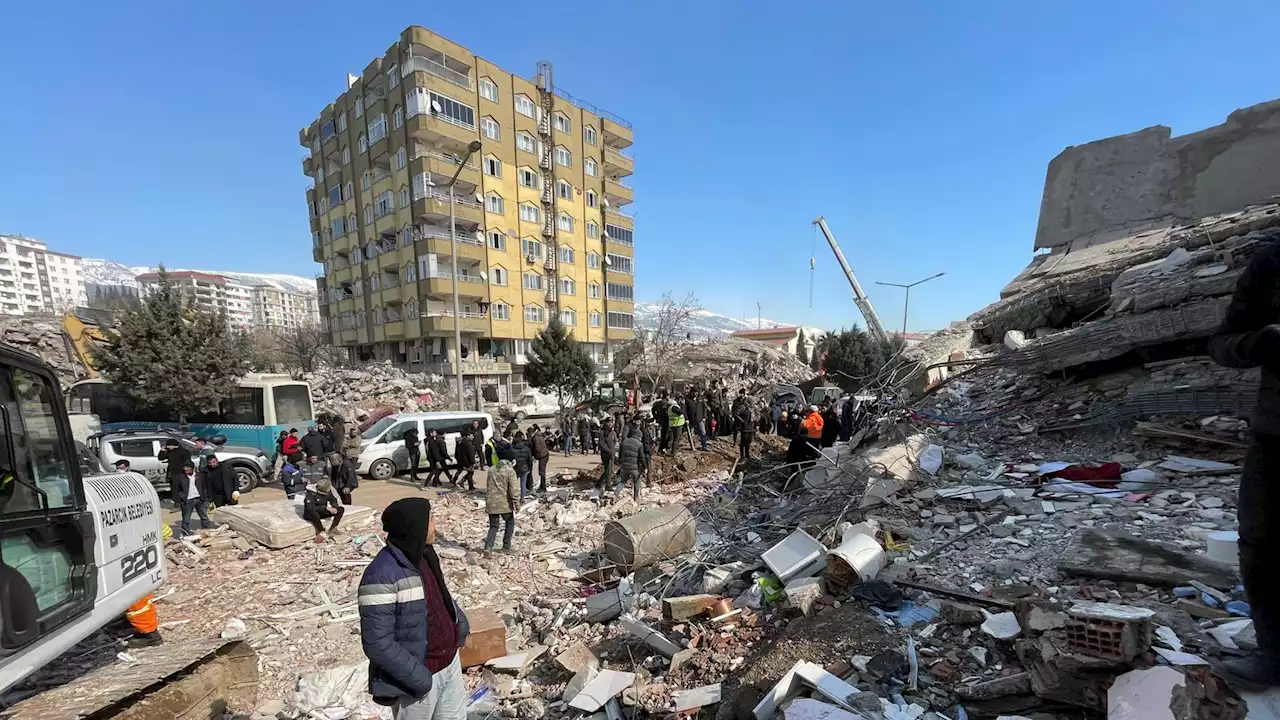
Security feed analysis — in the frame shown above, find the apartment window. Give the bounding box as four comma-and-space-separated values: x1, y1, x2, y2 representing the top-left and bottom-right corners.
560, 309, 576, 325
587, 221, 600, 239
331, 217, 346, 237
587, 252, 601, 269
524, 305, 545, 323
515, 94, 535, 117
523, 238, 543, 258
483, 155, 502, 177
523, 272, 544, 291
398, 187, 408, 208
606, 224, 634, 246
517, 132, 537, 153
355, 96, 363, 118
520, 204, 540, 223
328, 185, 342, 207
589, 311, 601, 327
557, 180, 573, 200
358, 133, 367, 153
393, 106, 403, 129
376, 190, 394, 218
364, 204, 374, 225
488, 230, 506, 251
370, 275, 382, 292
342, 147, 351, 165
557, 213, 574, 232
349, 214, 357, 231
518, 168, 539, 189
338, 113, 348, 132
588, 282, 601, 299
345, 181, 354, 200
560, 278, 575, 295
490, 267, 507, 286
482, 117, 499, 141
485, 193, 504, 214
606, 253, 633, 274
388, 66, 399, 88
607, 282, 634, 301
559, 246, 575, 264
396, 147, 407, 169
404, 260, 417, 282
584, 125, 598, 145
362, 172, 372, 191
554, 113, 570, 133
555, 146, 571, 167
480, 78, 499, 102
585, 158, 597, 177
487, 302, 508, 321
368, 113, 388, 144
431, 91, 475, 128
586, 190, 598, 208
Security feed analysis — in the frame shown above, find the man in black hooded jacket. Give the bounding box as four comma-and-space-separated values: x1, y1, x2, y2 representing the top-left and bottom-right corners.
1208, 240, 1280, 688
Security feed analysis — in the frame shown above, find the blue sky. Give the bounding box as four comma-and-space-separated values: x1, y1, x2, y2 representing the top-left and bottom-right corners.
1, 1, 1276, 333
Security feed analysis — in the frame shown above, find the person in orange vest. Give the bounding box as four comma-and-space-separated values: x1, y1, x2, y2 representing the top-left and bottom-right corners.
801, 405, 824, 441
125, 593, 163, 647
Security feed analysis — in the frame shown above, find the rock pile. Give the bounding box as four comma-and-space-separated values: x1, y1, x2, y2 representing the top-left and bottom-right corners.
0, 316, 86, 385
620, 337, 816, 397
304, 362, 453, 421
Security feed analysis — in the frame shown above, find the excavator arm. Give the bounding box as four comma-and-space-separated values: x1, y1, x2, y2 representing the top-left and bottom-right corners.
812, 217, 889, 343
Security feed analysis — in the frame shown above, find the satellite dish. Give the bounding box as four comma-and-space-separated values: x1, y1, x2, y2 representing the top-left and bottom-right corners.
475, 192, 484, 203
474, 230, 484, 242
430, 100, 443, 113
479, 271, 488, 281
603, 256, 613, 266
425, 176, 436, 187
602, 197, 610, 207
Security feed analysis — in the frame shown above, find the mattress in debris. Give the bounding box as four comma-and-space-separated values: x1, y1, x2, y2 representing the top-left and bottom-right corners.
212, 499, 375, 549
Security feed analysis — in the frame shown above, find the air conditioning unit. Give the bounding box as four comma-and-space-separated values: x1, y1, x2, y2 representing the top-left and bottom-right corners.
526, 254, 537, 264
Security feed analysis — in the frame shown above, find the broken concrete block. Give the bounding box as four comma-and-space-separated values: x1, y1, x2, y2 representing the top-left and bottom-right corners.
567, 669, 636, 713
784, 576, 824, 616
585, 587, 634, 624
702, 561, 747, 594
1058, 528, 1238, 588
672, 683, 721, 713
486, 645, 547, 676
1064, 601, 1153, 662
669, 648, 698, 673
953, 453, 988, 470
619, 617, 682, 658
954, 672, 1033, 701
662, 594, 720, 620
939, 601, 986, 626
555, 642, 599, 675
459, 607, 507, 668
980, 611, 1022, 640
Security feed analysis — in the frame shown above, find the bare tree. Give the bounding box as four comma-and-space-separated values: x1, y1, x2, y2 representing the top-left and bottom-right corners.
636, 292, 700, 389
272, 324, 334, 377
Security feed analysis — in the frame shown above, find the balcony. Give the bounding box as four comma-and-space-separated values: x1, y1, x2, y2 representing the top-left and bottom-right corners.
604, 147, 633, 177
604, 206, 634, 223
414, 227, 487, 261
420, 272, 489, 300
602, 116, 634, 149
411, 188, 484, 226
604, 178, 633, 206
409, 149, 480, 186
405, 111, 477, 153
423, 311, 489, 334
402, 54, 473, 91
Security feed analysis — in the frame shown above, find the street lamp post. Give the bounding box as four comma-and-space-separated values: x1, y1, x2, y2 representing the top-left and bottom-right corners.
446, 140, 483, 411
874, 272, 945, 337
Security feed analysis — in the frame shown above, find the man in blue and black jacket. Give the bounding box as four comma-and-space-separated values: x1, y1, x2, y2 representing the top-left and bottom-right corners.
359, 497, 471, 718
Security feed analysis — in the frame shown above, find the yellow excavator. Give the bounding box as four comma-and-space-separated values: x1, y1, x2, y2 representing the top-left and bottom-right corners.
60, 309, 113, 379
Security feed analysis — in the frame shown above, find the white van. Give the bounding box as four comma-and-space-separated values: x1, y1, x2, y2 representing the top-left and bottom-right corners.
356, 411, 495, 480
500, 390, 561, 421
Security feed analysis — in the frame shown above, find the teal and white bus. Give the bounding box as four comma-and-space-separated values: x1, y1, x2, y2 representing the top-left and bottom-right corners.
66, 374, 315, 457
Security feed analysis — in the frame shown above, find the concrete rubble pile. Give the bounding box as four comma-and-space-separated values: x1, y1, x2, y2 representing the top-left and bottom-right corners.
304, 361, 453, 421
622, 336, 817, 397
0, 315, 86, 385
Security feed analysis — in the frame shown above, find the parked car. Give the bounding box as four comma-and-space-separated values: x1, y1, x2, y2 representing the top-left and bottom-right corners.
356, 411, 495, 481
500, 391, 561, 421
92, 429, 272, 493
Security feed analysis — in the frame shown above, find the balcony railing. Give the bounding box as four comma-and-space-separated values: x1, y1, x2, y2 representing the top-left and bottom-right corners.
412, 187, 482, 208
606, 147, 634, 163
411, 147, 478, 170
607, 178, 633, 190
415, 227, 483, 246
550, 86, 632, 130
402, 56, 473, 90
427, 310, 486, 319
605, 207, 634, 220
430, 271, 484, 284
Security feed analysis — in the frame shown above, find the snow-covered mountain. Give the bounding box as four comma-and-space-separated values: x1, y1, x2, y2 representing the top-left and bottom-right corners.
81, 259, 141, 288
126, 266, 317, 295
632, 302, 825, 340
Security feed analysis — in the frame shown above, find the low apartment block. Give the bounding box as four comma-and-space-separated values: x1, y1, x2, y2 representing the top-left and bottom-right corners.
137, 272, 319, 331
0, 235, 87, 316
302, 25, 636, 401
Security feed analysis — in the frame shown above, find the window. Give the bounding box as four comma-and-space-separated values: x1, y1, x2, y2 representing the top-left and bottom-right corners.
431, 91, 475, 127
2, 367, 79, 515
331, 217, 346, 237
485, 193, 504, 214
524, 305, 545, 323
588, 252, 601, 269
338, 113, 348, 132
358, 133, 367, 153
393, 106, 403, 129
342, 147, 351, 165
368, 113, 388, 144
349, 214, 357, 231
587, 222, 600, 239
389, 67, 399, 88
492, 302, 509, 320
607, 311, 634, 329
523, 272, 544, 290
355, 96, 364, 118
520, 204, 540, 223
607, 282, 634, 301
517, 132, 537, 153
590, 311, 601, 327
400, 188, 410, 208
554, 113, 570, 133
322, 119, 337, 141
515, 94, 535, 117
518, 167, 538, 188
480, 78, 499, 102
483, 155, 502, 177
558, 213, 574, 232
585, 158, 597, 177
557, 180, 573, 200
555, 146, 571, 167
488, 230, 506, 250
362, 171, 372, 191
405, 261, 417, 282
316, 166, 325, 184
560, 278, 575, 295
396, 147, 407, 169
328, 185, 342, 206
606, 224, 634, 246
559, 246, 575, 264
491, 267, 507, 286
588, 282, 601, 299
586, 190, 598, 208
523, 238, 543, 258
375, 190, 394, 218
345, 181, 354, 200
606, 253, 633, 274
364, 204, 374, 225
560, 309, 576, 325
482, 117, 500, 141
584, 125, 597, 145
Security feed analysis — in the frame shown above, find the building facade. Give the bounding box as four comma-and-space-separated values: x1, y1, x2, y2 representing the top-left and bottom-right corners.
253, 286, 320, 329
137, 271, 232, 317
0, 236, 87, 316
302, 26, 635, 400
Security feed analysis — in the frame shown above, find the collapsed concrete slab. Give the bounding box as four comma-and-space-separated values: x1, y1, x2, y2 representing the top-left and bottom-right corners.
212, 500, 375, 549
1057, 528, 1238, 589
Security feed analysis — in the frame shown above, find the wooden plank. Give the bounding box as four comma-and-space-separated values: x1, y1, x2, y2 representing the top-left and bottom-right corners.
662, 594, 721, 620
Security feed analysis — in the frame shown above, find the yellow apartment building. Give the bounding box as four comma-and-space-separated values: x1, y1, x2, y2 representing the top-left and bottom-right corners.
301, 26, 635, 402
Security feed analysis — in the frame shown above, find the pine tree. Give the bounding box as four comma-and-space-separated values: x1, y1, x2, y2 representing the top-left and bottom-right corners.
91, 268, 250, 422
795, 328, 810, 365
821, 328, 898, 394
524, 316, 596, 408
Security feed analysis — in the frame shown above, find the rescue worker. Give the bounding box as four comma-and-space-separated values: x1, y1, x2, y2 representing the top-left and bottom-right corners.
530, 424, 550, 494
667, 399, 687, 457
484, 443, 519, 552
616, 426, 644, 501
424, 428, 450, 489
404, 425, 422, 484
202, 455, 238, 508
125, 593, 163, 647
303, 475, 345, 544
1207, 240, 1280, 688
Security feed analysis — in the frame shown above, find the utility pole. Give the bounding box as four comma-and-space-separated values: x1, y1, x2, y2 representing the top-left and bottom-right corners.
756, 303, 761, 330
874, 272, 944, 337
447, 140, 484, 411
